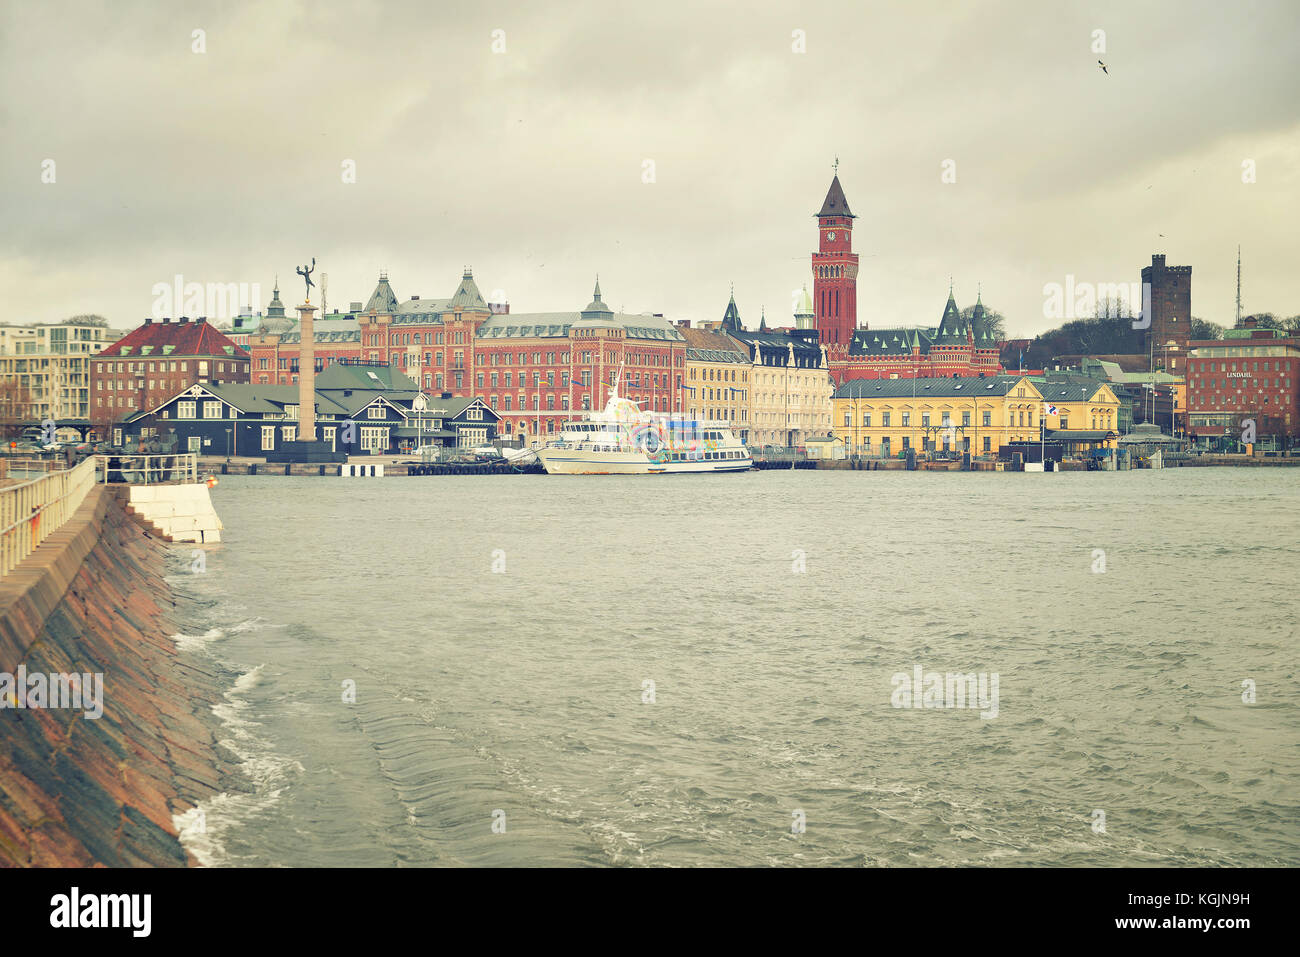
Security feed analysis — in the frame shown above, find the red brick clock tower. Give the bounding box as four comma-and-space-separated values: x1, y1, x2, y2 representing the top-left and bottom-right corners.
813, 172, 858, 350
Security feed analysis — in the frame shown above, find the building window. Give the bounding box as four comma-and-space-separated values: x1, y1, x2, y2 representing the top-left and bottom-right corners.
983, 436, 991, 452
983, 411, 991, 427
367, 404, 385, 419
261, 426, 275, 450
282, 425, 297, 442
882, 412, 891, 427
203, 400, 221, 419
178, 400, 196, 419
360, 426, 389, 452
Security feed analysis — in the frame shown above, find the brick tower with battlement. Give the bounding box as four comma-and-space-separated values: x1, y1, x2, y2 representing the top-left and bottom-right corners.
1141, 254, 1192, 374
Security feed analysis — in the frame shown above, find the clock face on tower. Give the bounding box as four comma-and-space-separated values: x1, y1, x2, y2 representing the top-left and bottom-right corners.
827, 232, 835, 241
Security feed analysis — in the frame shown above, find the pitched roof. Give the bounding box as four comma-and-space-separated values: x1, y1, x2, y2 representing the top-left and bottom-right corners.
315, 363, 419, 391
364, 274, 399, 314
1034, 377, 1114, 403
817, 174, 854, 218
476, 309, 684, 341
580, 278, 613, 318
679, 326, 749, 363
933, 291, 968, 343
721, 293, 742, 332
835, 375, 1035, 400
186, 383, 353, 417
95, 318, 248, 360
448, 268, 488, 312
850, 327, 932, 356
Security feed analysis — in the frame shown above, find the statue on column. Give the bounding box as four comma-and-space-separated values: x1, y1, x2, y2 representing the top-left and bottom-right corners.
295, 257, 316, 302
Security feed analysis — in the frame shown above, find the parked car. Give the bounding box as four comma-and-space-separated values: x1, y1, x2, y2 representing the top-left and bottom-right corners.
471, 446, 503, 460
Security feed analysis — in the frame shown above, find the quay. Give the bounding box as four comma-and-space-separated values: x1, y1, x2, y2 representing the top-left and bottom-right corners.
170, 450, 1300, 477
0, 454, 228, 866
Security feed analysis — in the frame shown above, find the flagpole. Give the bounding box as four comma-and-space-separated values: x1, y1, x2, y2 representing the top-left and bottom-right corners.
1041, 401, 1046, 470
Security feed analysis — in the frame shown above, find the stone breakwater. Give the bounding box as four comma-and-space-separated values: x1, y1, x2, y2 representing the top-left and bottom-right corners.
0, 485, 228, 866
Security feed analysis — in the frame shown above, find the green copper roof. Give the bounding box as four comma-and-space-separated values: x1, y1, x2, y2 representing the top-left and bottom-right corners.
448, 268, 488, 312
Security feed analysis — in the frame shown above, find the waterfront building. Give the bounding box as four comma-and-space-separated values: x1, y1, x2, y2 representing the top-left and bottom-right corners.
1034, 379, 1121, 450
88, 317, 249, 437
0, 318, 119, 431
678, 324, 750, 430
1185, 319, 1300, 451
840, 288, 1003, 384
806, 172, 1004, 385
833, 375, 1048, 457
249, 270, 688, 447
718, 293, 833, 447
121, 361, 498, 456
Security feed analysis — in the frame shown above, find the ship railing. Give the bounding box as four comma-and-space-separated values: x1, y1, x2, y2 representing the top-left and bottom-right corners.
0, 456, 98, 578
94, 452, 200, 486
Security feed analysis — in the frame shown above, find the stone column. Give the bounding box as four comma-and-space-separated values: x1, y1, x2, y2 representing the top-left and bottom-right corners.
297, 302, 316, 442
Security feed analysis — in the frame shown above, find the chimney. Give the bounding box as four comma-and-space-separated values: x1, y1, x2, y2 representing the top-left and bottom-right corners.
676, 319, 691, 328
196, 317, 207, 324
144, 317, 153, 324
1152, 254, 1166, 267
162, 317, 171, 323
179, 317, 190, 324
411, 295, 420, 301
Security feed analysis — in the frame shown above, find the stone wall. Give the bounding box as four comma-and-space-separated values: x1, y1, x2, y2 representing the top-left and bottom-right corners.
0, 486, 226, 866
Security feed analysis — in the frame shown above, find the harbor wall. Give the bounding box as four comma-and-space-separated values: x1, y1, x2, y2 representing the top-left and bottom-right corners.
0, 485, 225, 866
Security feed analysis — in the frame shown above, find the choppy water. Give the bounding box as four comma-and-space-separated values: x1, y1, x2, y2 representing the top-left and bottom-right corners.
168, 468, 1300, 866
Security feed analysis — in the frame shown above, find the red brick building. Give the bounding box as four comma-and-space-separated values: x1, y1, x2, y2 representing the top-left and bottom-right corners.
1186, 320, 1300, 450
811, 173, 1004, 385
245, 270, 688, 446
90, 316, 249, 425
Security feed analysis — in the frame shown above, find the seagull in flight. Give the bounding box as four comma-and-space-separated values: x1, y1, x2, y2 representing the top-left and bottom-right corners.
1098, 60, 1108, 75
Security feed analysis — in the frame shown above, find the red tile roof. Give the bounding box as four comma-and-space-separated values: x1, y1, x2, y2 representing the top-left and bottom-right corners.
94, 318, 249, 360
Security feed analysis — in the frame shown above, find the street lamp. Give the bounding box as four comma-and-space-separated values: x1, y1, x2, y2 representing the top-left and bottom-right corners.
225, 427, 232, 462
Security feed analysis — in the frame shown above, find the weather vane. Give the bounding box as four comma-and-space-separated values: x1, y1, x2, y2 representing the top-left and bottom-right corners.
296, 257, 316, 303
833, 156, 839, 175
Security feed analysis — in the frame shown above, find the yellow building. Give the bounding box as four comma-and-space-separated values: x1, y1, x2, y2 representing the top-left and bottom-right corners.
678, 325, 750, 427
833, 375, 1046, 457
694, 293, 835, 447
833, 375, 1120, 458
1037, 381, 1121, 449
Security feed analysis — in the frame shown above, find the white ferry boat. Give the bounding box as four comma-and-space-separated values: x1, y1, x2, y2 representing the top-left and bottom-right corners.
536, 374, 752, 475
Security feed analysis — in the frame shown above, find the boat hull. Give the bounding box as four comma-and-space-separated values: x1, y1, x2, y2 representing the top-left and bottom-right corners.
536, 448, 751, 475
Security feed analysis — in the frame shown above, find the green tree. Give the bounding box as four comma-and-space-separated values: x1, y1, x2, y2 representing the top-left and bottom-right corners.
960, 305, 1006, 342
1190, 317, 1225, 340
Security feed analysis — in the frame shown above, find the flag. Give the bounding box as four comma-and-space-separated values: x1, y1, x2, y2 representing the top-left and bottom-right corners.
1045, 404, 1058, 416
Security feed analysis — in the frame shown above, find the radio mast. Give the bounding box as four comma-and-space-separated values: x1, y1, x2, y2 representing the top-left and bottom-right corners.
1235, 246, 1241, 326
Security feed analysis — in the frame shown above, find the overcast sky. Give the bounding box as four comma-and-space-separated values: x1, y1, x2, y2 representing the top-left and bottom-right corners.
2, 0, 1296, 337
